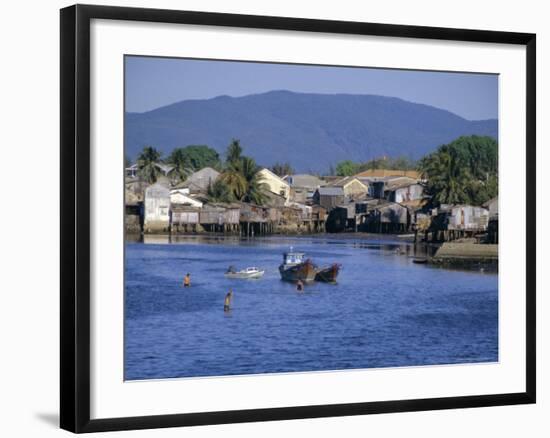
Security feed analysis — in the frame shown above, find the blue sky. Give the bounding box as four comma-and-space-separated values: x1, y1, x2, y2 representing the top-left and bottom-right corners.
125, 56, 498, 121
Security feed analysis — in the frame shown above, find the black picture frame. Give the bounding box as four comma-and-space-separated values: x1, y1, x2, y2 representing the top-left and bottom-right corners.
60, 4, 536, 433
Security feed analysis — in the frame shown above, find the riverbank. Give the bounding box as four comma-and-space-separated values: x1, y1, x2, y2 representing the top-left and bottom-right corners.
431, 242, 498, 271
128, 230, 418, 242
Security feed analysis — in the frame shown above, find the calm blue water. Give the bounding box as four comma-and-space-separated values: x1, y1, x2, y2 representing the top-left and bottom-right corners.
124, 236, 498, 380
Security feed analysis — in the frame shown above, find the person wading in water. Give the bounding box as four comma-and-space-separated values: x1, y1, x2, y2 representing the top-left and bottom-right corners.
224, 290, 233, 312
296, 280, 304, 292
183, 273, 191, 288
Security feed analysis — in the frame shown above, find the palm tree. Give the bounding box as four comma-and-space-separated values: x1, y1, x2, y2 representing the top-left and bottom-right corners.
167, 148, 193, 184
207, 179, 234, 203
420, 149, 469, 205
137, 146, 162, 184
240, 157, 269, 205
219, 170, 247, 200
271, 162, 293, 177
226, 139, 243, 165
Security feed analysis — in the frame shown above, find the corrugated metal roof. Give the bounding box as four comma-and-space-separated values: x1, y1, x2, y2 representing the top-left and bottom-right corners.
318, 187, 344, 196
285, 174, 324, 188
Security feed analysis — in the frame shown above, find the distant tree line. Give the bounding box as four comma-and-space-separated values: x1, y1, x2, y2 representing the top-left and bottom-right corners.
334, 156, 417, 177
134, 144, 221, 185
331, 135, 498, 207
133, 134, 498, 208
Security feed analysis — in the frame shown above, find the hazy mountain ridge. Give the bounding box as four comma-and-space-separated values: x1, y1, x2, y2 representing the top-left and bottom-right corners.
125, 90, 498, 172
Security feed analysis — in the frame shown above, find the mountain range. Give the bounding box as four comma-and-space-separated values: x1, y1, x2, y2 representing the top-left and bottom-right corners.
125, 90, 498, 173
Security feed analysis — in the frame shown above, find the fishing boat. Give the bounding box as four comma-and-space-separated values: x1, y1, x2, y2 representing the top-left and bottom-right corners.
314, 263, 341, 283
225, 266, 265, 279
278, 249, 317, 282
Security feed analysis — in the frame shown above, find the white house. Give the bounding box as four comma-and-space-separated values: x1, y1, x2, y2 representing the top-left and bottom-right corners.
144, 183, 171, 232
169, 189, 203, 208
257, 168, 291, 201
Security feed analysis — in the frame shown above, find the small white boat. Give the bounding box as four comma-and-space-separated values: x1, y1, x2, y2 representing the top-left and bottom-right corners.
225, 266, 265, 279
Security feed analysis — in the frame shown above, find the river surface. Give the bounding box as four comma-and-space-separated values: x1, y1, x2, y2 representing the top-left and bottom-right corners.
124, 235, 498, 380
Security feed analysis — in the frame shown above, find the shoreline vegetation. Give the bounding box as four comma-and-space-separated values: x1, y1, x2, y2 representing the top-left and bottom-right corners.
125, 135, 499, 267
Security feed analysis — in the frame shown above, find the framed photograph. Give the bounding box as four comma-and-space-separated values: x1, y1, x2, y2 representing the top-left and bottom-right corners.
60, 4, 536, 433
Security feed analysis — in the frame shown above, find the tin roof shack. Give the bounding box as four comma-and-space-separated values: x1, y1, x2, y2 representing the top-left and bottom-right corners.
284, 174, 324, 204
363, 201, 410, 234
144, 183, 171, 233
326, 203, 355, 233
239, 202, 278, 236
198, 203, 241, 233
426, 204, 489, 242
371, 176, 421, 200
483, 197, 499, 244
257, 168, 291, 202
447, 205, 489, 231
278, 202, 318, 234
171, 205, 201, 233
314, 186, 345, 211
175, 167, 220, 194
387, 180, 424, 204
313, 177, 369, 212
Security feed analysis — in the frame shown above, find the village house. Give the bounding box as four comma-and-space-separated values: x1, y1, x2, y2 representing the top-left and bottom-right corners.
325, 198, 406, 233
239, 202, 279, 236
313, 177, 369, 211
483, 197, 498, 244
169, 188, 203, 208
143, 183, 171, 233
483, 197, 498, 217
171, 205, 200, 233
425, 204, 490, 242
175, 167, 220, 194
199, 203, 241, 233
371, 176, 424, 202
315, 186, 345, 211
364, 201, 410, 233
284, 174, 324, 204
257, 168, 291, 201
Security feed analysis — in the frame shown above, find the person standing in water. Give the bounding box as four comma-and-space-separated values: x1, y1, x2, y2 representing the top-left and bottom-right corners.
224, 290, 233, 312
296, 280, 304, 292
183, 273, 191, 288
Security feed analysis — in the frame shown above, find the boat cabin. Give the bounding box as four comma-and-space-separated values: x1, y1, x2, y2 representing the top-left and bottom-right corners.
283, 251, 306, 266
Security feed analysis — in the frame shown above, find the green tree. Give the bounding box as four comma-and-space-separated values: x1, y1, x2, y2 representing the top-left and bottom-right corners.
335, 160, 359, 176
168, 145, 220, 171
167, 145, 220, 183
419, 135, 498, 206
137, 146, 162, 184
207, 179, 234, 203
271, 162, 294, 177
225, 139, 243, 166
221, 141, 270, 205
219, 170, 247, 200
241, 157, 269, 205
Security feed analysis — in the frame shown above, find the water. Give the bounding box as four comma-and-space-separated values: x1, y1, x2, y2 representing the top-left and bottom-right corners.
124, 235, 498, 380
